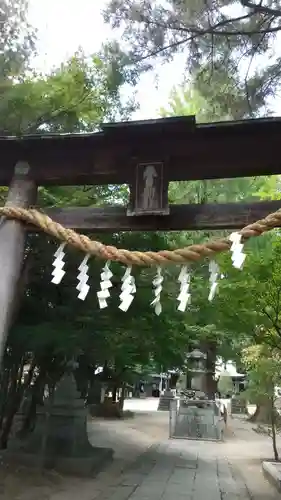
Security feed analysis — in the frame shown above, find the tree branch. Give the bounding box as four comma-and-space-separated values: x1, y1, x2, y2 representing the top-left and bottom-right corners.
140, 10, 279, 37
252, 327, 281, 351
243, 16, 272, 114
131, 12, 281, 65
262, 307, 281, 338
23, 87, 94, 134
240, 0, 281, 17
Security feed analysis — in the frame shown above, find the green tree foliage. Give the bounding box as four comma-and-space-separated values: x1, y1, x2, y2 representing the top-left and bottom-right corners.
1, 51, 136, 135
217, 373, 234, 397
242, 344, 281, 459
160, 84, 270, 205
160, 86, 211, 121
0, 0, 36, 146
104, 0, 281, 115
160, 82, 248, 123
0, 0, 36, 79
216, 234, 281, 351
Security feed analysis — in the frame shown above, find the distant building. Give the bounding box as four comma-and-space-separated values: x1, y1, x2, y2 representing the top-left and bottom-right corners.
215, 358, 246, 393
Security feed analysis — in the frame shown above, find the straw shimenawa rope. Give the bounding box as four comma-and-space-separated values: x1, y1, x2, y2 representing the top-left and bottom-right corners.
0, 205, 281, 266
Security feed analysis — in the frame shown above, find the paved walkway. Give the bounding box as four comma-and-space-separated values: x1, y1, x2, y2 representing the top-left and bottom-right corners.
96, 441, 249, 500
47, 438, 279, 500
5, 400, 281, 500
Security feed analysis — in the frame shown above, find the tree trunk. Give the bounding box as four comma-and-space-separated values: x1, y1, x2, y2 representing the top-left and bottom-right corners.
270, 397, 279, 461
19, 366, 47, 436
87, 376, 100, 405
170, 373, 179, 389
0, 367, 11, 430
202, 340, 217, 398
249, 399, 272, 423
0, 357, 25, 449
23, 361, 36, 392
19, 391, 37, 436
0, 400, 19, 449
112, 385, 117, 403
119, 383, 126, 411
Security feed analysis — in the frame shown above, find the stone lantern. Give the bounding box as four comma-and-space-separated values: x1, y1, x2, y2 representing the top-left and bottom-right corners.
186, 349, 207, 393
6, 360, 113, 475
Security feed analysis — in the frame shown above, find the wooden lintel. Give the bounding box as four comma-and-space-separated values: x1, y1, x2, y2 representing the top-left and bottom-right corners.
29, 200, 281, 233
1, 117, 281, 186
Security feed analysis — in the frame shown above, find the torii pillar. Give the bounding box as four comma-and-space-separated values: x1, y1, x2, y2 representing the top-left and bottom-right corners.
0, 161, 37, 366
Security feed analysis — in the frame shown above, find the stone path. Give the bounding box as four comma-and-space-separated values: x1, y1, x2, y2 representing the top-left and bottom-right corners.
96, 442, 239, 500
89, 439, 279, 500
2, 401, 281, 499
44, 417, 281, 500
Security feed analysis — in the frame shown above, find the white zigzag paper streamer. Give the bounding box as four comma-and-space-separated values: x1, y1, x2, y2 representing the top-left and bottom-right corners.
76, 254, 90, 300
51, 243, 66, 285
229, 232, 246, 269
177, 266, 191, 312
97, 261, 113, 309
151, 267, 163, 316
208, 260, 220, 301
119, 267, 136, 312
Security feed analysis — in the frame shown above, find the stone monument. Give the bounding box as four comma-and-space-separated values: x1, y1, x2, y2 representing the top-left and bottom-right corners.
5, 364, 113, 476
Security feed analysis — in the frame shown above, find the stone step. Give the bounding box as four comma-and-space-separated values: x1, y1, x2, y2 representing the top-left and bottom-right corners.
157, 397, 174, 411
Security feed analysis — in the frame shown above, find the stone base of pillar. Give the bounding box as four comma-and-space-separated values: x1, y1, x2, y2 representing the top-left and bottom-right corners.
2, 446, 113, 477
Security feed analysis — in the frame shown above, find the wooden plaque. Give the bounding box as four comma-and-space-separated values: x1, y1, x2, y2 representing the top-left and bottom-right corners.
127, 161, 169, 216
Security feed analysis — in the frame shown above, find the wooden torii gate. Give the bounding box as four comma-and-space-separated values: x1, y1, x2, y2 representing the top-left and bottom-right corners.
0, 115, 281, 364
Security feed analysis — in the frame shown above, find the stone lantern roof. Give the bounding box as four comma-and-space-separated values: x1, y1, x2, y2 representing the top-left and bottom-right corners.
186, 349, 207, 360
